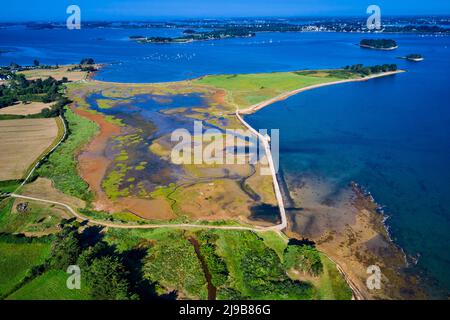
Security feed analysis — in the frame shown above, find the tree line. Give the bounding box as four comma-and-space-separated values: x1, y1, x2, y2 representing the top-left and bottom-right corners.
0, 73, 69, 111
344, 63, 398, 76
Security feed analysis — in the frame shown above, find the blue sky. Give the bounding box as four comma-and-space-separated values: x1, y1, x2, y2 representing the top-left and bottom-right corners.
1, 0, 449, 21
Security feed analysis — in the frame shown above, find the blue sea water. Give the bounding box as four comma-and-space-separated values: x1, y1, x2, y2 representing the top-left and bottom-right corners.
1, 26, 449, 293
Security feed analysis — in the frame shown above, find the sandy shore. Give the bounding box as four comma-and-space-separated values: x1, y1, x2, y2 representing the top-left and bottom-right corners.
239, 70, 405, 115
284, 176, 426, 300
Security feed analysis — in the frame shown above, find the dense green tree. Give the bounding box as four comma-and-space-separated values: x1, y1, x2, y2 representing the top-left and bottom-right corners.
360, 39, 397, 49
200, 243, 228, 287
84, 256, 136, 300
80, 58, 95, 65
50, 226, 82, 270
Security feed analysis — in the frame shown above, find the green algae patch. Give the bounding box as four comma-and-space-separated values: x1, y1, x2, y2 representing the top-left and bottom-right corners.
149, 141, 171, 158
135, 161, 147, 171
97, 99, 118, 109
102, 163, 131, 200
114, 150, 129, 162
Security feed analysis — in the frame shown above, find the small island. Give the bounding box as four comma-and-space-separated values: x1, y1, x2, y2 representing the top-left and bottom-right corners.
400, 54, 424, 62
130, 29, 255, 44
360, 39, 398, 50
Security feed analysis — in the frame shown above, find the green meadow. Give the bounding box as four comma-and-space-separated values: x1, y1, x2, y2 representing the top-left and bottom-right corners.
195, 70, 358, 108
6, 270, 91, 300
0, 240, 51, 297
37, 106, 98, 201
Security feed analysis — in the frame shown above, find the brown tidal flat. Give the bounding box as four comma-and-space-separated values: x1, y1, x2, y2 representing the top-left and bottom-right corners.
70, 86, 276, 223
74, 105, 177, 220
285, 176, 426, 300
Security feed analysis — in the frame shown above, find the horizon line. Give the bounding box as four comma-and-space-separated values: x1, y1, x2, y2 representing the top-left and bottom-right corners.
2, 13, 450, 23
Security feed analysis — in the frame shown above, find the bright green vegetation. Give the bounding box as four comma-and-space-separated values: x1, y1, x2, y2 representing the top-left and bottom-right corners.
214, 230, 313, 300
0, 222, 138, 300
0, 236, 51, 297
37, 106, 98, 201
99, 226, 352, 301
143, 231, 208, 299
96, 98, 132, 110
6, 270, 91, 300
78, 208, 147, 224
0, 218, 352, 300
404, 54, 424, 61
0, 198, 64, 234
360, 38, 398, 49
0, 198, 15, 229
102, 163, 131, 200
314, 254, 353, 300
284, 245, 324, 277
0, 180, 21, 193
197, 232, 229, 287
259, 231, 288, 261
0, 70, 69, 109
195, 70, 358, 108
68, 58, 98, 72
101, 134, 146, 200
105, 227, 176, 251
48, 223, 138, 300
1, 67, 362, 301
343, 64, 398, 77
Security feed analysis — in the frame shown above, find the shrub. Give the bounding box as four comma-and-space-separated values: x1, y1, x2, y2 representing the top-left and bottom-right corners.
284, 245, 324, 277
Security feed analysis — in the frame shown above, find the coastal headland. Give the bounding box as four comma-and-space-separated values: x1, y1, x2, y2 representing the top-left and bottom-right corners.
0, 63, 425, 300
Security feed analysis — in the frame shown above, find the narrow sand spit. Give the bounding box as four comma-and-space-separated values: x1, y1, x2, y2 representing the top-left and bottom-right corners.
239, 70, 405, 114
73, 106, 121, 212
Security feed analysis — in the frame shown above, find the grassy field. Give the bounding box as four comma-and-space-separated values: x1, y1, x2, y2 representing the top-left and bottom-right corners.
37, 106, 98, 201
105, 228, 208, 299
315, 254, 353, 300
195, 70, 358, 108
0, 180, 21, 193
0, 118, 60, 181
0, 196, 69, 235
6, 270, 91, 300
144, 234, 208, 299
0, 101, 53, 116
214, 230, 314, 300
0, 240, 51, 297
18, 65, 88, 82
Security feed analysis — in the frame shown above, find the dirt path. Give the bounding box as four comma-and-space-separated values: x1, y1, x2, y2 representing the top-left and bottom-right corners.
235, 110, 287, 231
9, 193, 282, 232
